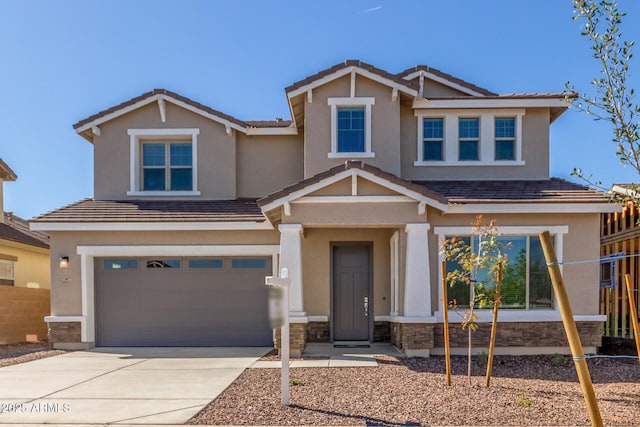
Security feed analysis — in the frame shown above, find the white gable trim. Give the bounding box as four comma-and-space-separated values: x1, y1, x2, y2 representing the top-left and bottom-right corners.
402, 70, 487, 97
413, 98, 570, 110
287, 66, 418, 100
260, 168, 449, 213
446, 203, 620, 214
75, 94, 248, 136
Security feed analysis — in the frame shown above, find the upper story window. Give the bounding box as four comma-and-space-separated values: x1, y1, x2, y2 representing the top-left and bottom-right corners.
127, 128, 200, 196
414, 109, 525, 167
0, 259, 15, 286
495, 117, 516, 160
337, 107, 365, 152
458, 118, 479, 161
328, 97, 375, 158
142, 142, 192, 191
422, 118, 444, 161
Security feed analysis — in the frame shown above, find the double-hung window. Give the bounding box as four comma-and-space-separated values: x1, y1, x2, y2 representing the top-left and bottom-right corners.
328, 97, 375, 158
495, 117, 516, 160
127, 128, 200, 196
458, 118, 480, 161
142, 142, 193, 191
0, 259, 15, 286
423, 118, 444, 161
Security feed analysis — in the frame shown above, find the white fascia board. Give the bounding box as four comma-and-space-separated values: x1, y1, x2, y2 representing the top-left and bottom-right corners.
445, 203, 620, 214
402, 70, 486, 97
30, 221, 273, 232
246, 127, 299, 136
413, 98, 570, 110
75, 95, 161, 134
76, 94, 247, 135
77, 244, 280, 257
287, 67, 417, 100
293, 195, 415, 204
260, 168, 449, 213
433, 225, 569, 237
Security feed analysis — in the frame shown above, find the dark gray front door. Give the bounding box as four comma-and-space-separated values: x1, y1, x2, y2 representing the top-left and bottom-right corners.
332, 244, 371, 341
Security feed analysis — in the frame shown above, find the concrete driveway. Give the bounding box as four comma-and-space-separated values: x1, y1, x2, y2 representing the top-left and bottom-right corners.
0, 347, 270, 424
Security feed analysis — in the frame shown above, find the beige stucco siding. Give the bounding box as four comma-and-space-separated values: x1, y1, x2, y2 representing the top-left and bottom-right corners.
301, 228, 393, 317
283, 202, 425, 227
423, 79, 472, 97
48, 229, 279, 316
236, 134, 303, 197
303, 75, 401, 177
426, 211, 601, 315
0, 240, 50, 289
400, 108, 551, 180
94, 102, 237, 200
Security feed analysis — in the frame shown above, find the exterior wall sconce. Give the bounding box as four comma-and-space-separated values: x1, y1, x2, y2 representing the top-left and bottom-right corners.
58, 257, 69, 269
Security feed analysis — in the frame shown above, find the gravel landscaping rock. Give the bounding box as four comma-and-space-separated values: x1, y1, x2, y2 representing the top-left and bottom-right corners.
0, 342, 66, 367
189, 354, 640, 426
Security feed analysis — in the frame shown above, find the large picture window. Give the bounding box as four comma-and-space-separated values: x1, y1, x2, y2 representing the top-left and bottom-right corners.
446, 235, 552, 310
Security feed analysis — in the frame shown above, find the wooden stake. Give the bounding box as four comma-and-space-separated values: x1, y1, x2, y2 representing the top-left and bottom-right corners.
441, 261, 452, 386
485, 263, 502, 387
539, 231, 603, 427
625, 274, 640, 363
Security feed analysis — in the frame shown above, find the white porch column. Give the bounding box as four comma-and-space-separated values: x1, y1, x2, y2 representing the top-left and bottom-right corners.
404, 223, 432, 317
278, 224, 306, 317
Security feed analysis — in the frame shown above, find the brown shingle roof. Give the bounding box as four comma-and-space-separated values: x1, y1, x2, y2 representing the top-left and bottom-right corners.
245, 120, 294, 128
31, 199, 266, 223
285, 60, 420, 94
73, 89, 248, 130
0, 212, 49, 249
396, 65, 498, 96
413, 179, 609, 204
0, 158, 17, 181
258, 160, 449, 208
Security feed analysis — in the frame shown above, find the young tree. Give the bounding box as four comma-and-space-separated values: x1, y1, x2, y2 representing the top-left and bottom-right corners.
567, 0, 639, 200
440, 216, 509, 385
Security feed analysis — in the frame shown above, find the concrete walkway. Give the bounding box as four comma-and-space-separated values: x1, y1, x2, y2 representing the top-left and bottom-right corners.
252, 342, 404, 368
0, 347, 270, 425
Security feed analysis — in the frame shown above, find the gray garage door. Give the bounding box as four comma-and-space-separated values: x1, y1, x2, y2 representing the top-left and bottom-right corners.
95, 256, 273, 346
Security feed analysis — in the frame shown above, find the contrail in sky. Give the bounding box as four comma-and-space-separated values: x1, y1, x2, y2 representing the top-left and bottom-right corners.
358, 6, 382, 14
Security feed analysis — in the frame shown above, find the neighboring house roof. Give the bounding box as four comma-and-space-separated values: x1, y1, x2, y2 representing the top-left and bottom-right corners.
30, 199, 266, 223
414, 179, 611, 205
0, 158, 17, 181
396, 64, 498, 96
0, 212, 49, 249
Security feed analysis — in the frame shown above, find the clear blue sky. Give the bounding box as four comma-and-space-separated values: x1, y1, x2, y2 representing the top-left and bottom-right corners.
1, 0, 639, 219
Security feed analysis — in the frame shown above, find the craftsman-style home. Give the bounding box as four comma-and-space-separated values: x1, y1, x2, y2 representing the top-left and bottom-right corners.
32, 60, 615, 355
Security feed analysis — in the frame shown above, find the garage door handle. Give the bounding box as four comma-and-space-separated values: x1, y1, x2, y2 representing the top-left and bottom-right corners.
363, 296, 369, 317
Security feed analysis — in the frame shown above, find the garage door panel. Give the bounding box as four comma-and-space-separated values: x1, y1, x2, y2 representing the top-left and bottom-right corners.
95, 257, 273, 346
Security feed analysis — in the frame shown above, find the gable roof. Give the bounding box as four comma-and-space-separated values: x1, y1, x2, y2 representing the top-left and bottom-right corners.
258, 160, 450, 213
0, 212, 49, 249
0, 158, 17, 181
397, 65, 498, 96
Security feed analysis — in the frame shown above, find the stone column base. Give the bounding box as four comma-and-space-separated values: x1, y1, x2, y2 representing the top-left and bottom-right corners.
275, 323, 306, 357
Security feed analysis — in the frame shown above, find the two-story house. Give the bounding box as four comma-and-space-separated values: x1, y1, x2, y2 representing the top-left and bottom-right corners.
32, 60, 616, 355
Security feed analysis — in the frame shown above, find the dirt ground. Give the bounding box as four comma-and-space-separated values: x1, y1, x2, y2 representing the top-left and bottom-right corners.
190, 354, 640, 426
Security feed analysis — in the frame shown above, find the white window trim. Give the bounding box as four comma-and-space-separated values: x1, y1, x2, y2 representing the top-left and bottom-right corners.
127, 128, 201, 196
433, 225, 568, 318
419, 117, 445, 161
414, 109, 525, 167
327, 97, 375, 158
